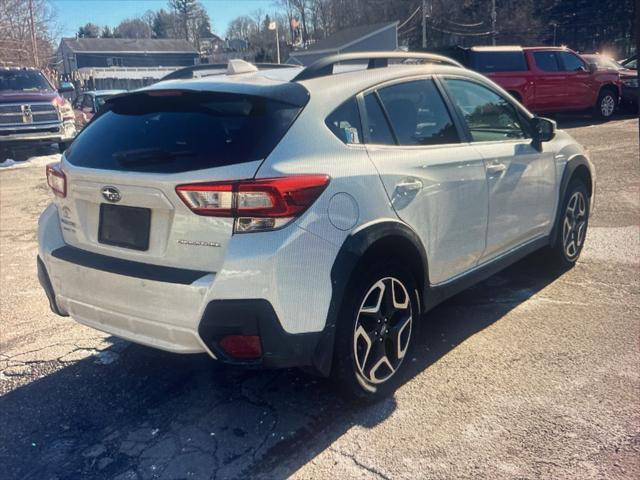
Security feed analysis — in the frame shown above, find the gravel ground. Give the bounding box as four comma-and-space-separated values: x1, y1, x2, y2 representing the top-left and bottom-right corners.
0, 115, 638, 480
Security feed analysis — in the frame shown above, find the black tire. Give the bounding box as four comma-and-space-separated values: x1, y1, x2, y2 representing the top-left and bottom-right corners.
549, 180, 590, 268
594, 89, 617, 119
331, 261, 420, 402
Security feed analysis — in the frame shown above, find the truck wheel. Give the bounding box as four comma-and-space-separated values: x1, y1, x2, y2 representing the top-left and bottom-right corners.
549, 179, 590, 268
332, 261, 420, 402
594, 89, 617, 119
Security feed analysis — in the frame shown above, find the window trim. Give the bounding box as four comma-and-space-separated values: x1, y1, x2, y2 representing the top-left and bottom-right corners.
438, 74, 535, 145
356, 74, 465, 149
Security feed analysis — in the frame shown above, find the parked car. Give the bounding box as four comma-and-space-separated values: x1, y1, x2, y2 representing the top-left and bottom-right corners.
457, 46, 622, 119
73, 90, 127, 130
0, 67, 76, 152
37, 53, 595, 400
621, 54, 637, 70
581, 54, 638, 110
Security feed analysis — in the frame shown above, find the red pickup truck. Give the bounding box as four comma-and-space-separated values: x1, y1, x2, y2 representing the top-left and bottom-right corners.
463, 46, 622, 119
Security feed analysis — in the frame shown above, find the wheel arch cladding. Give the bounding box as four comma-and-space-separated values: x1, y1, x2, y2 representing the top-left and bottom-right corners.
600, 83, 620, 98
311, 220, 429, 376
551, 155, 593, 246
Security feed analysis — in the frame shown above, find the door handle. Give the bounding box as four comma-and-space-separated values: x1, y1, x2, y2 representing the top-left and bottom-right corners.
394, 179, 423, 194
486, 163, 506, 176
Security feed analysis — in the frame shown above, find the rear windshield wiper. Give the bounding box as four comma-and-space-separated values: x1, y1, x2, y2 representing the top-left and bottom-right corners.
113, 148, 196, 166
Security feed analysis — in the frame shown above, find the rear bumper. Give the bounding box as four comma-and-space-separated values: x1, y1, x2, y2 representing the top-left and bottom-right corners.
37, 204, 329, 370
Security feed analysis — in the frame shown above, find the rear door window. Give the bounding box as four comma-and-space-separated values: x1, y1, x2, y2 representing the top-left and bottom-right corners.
362, 93, 395, 145
471, 51, 528, 73
65, 91, 304, 173
376, 79, 459, 146
533, 52, 560, 72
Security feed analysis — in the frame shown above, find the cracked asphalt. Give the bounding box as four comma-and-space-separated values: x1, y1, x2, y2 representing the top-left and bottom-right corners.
1, 114, 639, 480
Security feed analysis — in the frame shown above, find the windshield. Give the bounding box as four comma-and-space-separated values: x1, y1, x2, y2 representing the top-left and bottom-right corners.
0, 70, 53, 92
66, 91, 304, 173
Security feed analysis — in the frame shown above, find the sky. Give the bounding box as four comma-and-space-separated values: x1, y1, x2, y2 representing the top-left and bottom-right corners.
50, 0, 278, 39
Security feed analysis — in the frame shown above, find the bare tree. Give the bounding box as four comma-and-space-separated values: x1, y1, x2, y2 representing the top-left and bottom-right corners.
114, 18, 152, 39
0, 0, 57, 68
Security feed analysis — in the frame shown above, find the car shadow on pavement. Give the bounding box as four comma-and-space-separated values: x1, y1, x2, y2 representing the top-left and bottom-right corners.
0, 252, 566, 480
552, 111, 637, 129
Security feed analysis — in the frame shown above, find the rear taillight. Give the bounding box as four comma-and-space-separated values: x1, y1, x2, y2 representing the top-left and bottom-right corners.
176, 175, 330, 233
46, 163, 66, 197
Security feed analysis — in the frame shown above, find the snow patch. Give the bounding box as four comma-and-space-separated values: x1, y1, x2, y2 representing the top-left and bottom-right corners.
0, 154, 61, 170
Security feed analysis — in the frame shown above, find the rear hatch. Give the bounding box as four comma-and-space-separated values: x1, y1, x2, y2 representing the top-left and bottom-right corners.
57, 88, 306, 273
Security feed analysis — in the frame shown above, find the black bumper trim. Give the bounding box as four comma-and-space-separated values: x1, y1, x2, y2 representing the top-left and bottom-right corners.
199, 299, 322, 370
50, 245, 209, 285
37, 256, 68, 316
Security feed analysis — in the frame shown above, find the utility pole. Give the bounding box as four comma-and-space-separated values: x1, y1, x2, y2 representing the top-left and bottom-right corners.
422, 0, 427, 49
275, 23, 280, 64
491, 0, 497, 46
28, 0, 39, 67
268, 20, 280, 64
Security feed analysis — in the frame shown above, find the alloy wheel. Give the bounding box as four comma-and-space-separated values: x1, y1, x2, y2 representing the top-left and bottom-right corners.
562, 191, 587, 259
601, 94, 615, 117
353, 277, 413, 385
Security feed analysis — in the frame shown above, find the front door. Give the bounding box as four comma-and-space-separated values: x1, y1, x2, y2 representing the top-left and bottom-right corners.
361, 78, 489, 284
557, 50, 595, 109
529, 50, 567, 112
440, 78, 557, 261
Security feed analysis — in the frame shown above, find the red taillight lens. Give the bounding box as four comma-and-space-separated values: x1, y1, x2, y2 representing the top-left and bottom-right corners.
218, 335, 262, 360
176, 175, 330, 233
46, 163, 66, 197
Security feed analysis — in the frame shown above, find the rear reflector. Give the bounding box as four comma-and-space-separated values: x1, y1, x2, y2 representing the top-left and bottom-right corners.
219, 335, 262, 360
176, 175, 330, 233
46, 163, 66, 198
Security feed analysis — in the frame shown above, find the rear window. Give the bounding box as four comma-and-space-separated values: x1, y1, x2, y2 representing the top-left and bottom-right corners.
471, 51, 528, 73
65, 91, 303, 173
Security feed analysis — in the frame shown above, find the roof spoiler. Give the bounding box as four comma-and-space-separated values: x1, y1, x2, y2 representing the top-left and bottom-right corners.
160, 62, 298, 81
292, 52, 463, 81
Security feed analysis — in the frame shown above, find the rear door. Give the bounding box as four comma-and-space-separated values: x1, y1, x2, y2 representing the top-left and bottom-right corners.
441, 77, 556, 261
361, 78, 489, 284
529, 50, 567, 111
59, 90, 304, 273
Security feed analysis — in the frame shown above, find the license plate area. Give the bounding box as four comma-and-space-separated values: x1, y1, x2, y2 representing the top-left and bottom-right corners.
98, 204, 151, 251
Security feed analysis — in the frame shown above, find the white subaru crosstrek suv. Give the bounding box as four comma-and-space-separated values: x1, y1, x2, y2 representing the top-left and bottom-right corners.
38, 53, 595, 400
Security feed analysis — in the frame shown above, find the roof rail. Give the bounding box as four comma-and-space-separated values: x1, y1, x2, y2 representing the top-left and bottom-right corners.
292, 52, 463, 81
161, 62, 298, 81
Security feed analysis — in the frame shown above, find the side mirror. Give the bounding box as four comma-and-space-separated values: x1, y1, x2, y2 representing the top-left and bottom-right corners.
531, 116, 556, 147
587, 63, 598, 74
58, 82, 75, 93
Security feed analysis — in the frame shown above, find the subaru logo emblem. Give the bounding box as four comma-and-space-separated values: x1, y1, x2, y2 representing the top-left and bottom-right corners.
101, 186, 121, 203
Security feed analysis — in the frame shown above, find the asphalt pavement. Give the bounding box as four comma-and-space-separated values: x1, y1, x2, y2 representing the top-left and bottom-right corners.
0, 114, 638, 479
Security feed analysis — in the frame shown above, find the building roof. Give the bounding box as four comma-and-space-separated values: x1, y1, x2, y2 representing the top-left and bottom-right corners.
291, 22, 398, 56
60, 38, 197, 54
